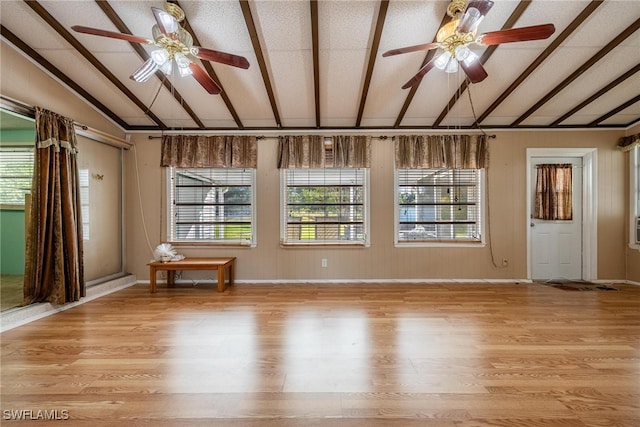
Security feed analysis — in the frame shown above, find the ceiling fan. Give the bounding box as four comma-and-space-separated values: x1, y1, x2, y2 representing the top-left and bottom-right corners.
383, 0, 555, 89
71, 2, 249, 95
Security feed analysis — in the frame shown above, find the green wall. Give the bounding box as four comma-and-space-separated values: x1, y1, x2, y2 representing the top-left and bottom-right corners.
0, 209, 25, 274
1, 124, 33, 275
0, 129, 35, 145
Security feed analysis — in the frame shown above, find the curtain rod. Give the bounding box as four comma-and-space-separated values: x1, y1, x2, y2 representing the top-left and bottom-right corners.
1, 95, 132, 150
147, 134, 496, 140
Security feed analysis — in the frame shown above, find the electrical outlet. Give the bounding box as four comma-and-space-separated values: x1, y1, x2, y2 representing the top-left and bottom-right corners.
321, 258, 328, 268
502, 258, 508, 267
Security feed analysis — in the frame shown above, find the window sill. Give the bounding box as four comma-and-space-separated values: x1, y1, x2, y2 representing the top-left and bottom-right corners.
281, 241, 369, 248
629, 243, 640, 251
0, 204, 25, 211
395, 241, 486, 248
169, 241, 255, 248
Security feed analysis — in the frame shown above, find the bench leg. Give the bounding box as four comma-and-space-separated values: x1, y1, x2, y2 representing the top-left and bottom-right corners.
150, 267, 157, 293
217, 267, 226, 292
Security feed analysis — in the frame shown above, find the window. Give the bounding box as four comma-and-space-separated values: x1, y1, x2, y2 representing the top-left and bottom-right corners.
281, 168, 368, 245
396, 168, 483, 244
0, 147, 33, 206
168, 167, 255, 245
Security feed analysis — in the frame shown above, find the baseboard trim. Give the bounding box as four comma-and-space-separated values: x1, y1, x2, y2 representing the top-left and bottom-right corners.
1, 274, 137, 333
136, 278, 534, 285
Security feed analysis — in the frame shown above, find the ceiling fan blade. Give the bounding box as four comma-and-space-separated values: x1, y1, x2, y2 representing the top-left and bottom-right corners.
401, 57, 437, 89
191, 47, 250, 69
151, 7, 179, 36
459, 59, 488, 83
478, 24, 556, 45
71, 25, 151, 45
382, 42, 440, 57
457, 0, 495, 33
189, 63, 221, 94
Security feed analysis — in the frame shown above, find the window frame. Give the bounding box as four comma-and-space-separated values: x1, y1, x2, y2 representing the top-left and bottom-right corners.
166, 167, 256, 247
394, 167, 486, 247
280, 167, 370, 246
0, 146, 34, 208
630, 144, 640, 250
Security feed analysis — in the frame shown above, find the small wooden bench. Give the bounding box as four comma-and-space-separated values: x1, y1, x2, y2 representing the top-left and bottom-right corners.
147, 257, 236, 293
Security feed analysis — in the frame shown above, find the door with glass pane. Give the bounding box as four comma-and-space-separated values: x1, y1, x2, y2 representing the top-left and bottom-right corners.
530, 157, 582, 280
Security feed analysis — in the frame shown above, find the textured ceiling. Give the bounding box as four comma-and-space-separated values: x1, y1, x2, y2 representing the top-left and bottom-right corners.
1, 0, 639, 132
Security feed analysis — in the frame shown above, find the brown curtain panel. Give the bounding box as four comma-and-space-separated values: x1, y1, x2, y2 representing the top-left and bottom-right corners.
277, 135, 325, 168
534, 164, 573, 221
160, 135, 257, 168
395, 134, 487, 169
24, 107, 84, 305
333, 135, 371, 168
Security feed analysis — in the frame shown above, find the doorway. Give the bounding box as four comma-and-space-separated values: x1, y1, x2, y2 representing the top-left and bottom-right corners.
526, 148, 598, 282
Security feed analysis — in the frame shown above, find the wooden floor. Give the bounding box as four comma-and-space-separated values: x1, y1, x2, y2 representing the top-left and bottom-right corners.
1, 274, 23, 312
1, 282, 639, 426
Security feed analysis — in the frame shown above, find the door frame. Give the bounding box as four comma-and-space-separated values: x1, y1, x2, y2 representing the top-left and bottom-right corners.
526, 148, 598, 281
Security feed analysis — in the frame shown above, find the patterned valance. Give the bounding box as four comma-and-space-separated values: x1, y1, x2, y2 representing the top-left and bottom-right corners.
160, 135, 257, 168
278, 135, 371, 168
333, 135, 371, 168
618, 133, 640, 152
395, 134, 488, 169
277, 135, 325, 168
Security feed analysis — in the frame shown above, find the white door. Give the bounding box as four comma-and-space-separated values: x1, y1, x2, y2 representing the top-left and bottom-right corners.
530, 157, 583, 281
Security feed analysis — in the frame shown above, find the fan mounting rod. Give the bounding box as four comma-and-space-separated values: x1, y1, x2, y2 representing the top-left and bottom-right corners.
447, 0, 467, 18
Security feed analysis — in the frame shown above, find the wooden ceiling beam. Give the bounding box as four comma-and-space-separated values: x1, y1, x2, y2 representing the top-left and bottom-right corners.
310, 0, 320, 128
589, 94, 640, 127
393, 11, 450, 128
512, 16, 640, 127
478, 0, 602, 125
552, 63, 640, 126
239, 0, 281, 128
173, 0, 244, 129
1, 24, 129, 129
355, 0, 389, 128
23, 0, 167, 129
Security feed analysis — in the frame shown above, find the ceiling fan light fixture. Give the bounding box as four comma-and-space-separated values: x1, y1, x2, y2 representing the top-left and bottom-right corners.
445, 57, 459, 74
174, 52, 190, 68
454, 45, 471, 61
151, 48, 170, 66
434, 51, 452, 70
178, 64, 193, 77
462, 51, 479, 66
131, 58, 159, 82
159, 60, 173, 76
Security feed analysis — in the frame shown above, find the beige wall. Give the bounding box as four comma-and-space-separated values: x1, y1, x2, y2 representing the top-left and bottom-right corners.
625, 124, 640, 282
125, 129, 629, 282
1, 41, 124, 139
